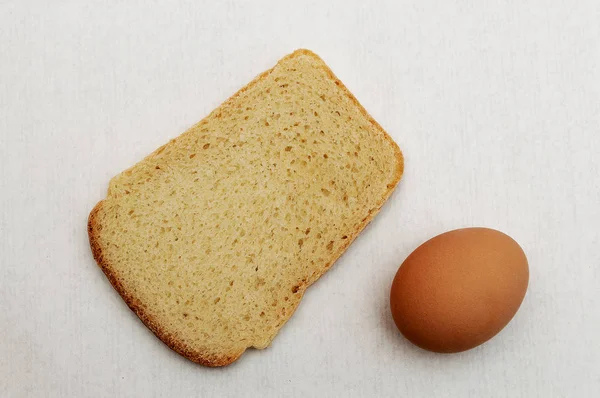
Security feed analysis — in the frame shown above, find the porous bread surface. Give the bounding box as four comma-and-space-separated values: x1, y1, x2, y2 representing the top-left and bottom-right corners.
88, 49, 403, 366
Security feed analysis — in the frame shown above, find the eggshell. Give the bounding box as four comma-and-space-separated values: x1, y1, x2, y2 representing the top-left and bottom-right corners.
390, 227, 529, 353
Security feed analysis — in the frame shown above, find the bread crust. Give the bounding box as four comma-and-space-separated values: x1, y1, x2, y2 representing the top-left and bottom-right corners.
88, 49, 404, 367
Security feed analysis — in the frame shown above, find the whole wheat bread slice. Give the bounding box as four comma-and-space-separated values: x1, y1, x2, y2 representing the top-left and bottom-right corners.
88, 49, 403, 366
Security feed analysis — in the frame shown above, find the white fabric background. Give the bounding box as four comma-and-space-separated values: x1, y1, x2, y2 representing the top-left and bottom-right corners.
1, 1, 599, 397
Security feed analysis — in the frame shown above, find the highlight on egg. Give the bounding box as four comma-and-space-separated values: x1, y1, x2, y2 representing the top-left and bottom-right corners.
390, 227, 529, 353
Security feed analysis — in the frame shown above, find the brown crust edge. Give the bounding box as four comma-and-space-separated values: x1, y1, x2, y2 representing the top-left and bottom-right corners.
88, 202, 244, 367
87, 49, 404, 367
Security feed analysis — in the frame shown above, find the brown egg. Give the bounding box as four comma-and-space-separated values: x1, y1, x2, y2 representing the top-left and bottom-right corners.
390, 227, 528, 353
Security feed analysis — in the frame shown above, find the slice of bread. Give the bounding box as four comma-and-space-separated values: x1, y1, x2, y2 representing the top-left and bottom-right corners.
88, 49, 403, 366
